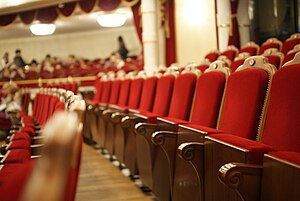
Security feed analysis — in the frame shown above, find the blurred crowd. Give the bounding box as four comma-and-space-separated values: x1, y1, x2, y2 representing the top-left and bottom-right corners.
0, 49, 143, 81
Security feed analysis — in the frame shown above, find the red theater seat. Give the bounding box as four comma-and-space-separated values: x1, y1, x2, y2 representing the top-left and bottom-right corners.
134, 68, 199, 199
262, 48, 284, 69
204, 50, 220, 62
282, 44, 300, 65
220, 45, 239, 61
210, 53, 300, 201
175, 56, 276, 201
281, 33, 300, 55
229, 52, 250, 72
239, 41, 259, 56
259, 37, 282, 55
147, 61, 229, 201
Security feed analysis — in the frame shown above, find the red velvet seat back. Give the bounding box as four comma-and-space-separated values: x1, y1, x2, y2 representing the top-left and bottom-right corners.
22, 92, 30, 114
151, 75, 175, 116
190, 72, 226, 128
33, 93, 40, 118
39, 94, 52, 125
100, 80, 111, 103
221, 50, 237, 61
44, 96, 59, 124
108, 80, 121, 104
70, 83, 78, 94
262, 64, 300, 152
168, 73, 197, 120
259, 43, 281, 55
138, 76, 158, 111
230, 59, 245, 72
127, 78, 144, 109
197, 64, 209, 73
93, 80, 103, 102
219, 68, 269, 139
282, 50, 299, 65
265, 55, 281, 69
117, 79, 131, 107
239, 47, 258, 56
282, 38, 300, 55
205, 52, 219, 62
55, 101, 65, 112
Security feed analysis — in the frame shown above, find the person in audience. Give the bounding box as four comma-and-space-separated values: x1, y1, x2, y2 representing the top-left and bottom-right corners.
1, 52, 12, 70
105, 53, 125, 69
28, 59, 40, 73
65, 54, 78, 68
13, 49, 26, 68
117, 36, 129, 60
41, 54, 53, 71
0, 68, 11, 81
0, 82, 22, 139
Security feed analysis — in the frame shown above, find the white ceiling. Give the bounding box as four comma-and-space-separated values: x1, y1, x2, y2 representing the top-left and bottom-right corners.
0, 1, 134, 39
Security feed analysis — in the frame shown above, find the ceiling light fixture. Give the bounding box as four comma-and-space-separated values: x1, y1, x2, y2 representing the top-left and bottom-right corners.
30, 23, 56, 36
97, 13, 127, 28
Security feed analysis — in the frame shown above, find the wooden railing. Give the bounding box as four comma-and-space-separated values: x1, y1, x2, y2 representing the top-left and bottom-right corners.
0, 76, 97, 86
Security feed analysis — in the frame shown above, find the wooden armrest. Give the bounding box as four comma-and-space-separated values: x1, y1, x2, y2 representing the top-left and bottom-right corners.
102, 109, 115, 120
120, 115, 141, 129
135, 122, 171, 138
30, 155, 41, 159
177, 142, 204, 161
152, 131, 179, 146
135, 122, 169, 146
31, 144, 44, 155
111, 112, 127, 123
218, 162, 262, 201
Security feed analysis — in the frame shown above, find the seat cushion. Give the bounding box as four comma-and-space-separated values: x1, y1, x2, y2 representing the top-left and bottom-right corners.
7, 140, 31, 153
11, 132, 31, 141
0, 161, 34, 201
184, 123, 223, 134
159, 117, 189, 125
209, 133, 275, 164
137, 110, 161, 123
3, 149, 31, 164
267, 151, 300, 166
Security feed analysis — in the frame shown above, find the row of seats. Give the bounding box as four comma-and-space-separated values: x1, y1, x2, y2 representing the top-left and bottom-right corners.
0, 88, 85, 201
200, 34, 300, 72
83, 52, 300, 201
0, 59, 142, 82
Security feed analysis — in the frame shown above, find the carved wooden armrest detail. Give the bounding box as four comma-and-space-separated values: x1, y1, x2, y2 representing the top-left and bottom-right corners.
120, 116, 140, 128
218, 162, 263, 201
177, 142, 204, 161
111, 112, 126, 123
87, 104, 96, 111
135, 122, 158, 136
102, 109, 114, 120
152, 131, 178, 146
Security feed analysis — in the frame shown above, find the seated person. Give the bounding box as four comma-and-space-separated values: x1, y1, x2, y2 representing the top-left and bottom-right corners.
0, 82, 22, 139
27, 59, 40, 73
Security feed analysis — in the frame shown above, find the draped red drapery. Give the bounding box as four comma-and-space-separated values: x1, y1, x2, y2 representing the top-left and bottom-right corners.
131, 1, 142, 44
164, 0, 176, 66
228, 0, 240, 48
0, 0, 176, 66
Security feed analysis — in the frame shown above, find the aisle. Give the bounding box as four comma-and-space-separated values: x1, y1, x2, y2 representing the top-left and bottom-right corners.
76, 144, 155, 201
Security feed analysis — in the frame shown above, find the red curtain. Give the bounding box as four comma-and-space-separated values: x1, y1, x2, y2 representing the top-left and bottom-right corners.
58, 2, 77, 17
164, 0, 176, 66
36, 6, 59, 23
79, 0, 97, 13
131, 1, 142, 44
0, 14, 17, 26
97, 0, 121, 11
20, 10, 36, 24
228, 0, 240, 48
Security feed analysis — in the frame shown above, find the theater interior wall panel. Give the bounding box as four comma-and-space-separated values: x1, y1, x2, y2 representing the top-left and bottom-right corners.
0, 26, 141, 62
